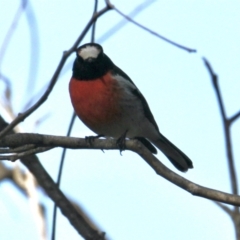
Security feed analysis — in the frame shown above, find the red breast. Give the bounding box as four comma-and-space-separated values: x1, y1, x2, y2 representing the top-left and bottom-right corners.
69, 72, 122, 132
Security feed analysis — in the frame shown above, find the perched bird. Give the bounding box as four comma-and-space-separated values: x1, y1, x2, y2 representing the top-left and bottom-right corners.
69, 43, 193, 172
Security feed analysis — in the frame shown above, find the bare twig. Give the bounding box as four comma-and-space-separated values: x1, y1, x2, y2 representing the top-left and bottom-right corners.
91, 0, 98, 43
23, 170, 47, 240
203, 57, 240, 239
229, 110, 240, 125
49, 0, 156, 81
98, 0, 155, 43
203, 58, 238, 197
5, 162, 47, 240
214, 201, 232, 216
0, 0, 28, 70
20, 0, 155, 113
51, 113, 76, 240
111, 4, 196, 53
0, 144, 35, 153
0, 73, 12, 112
22, 82, 49, 111
0, 162, 12, 182
203, 58, 226, 120
24, 0, 40, 95
0, 146, 52, 161
0, 4, 112, 139
1, 132, 240, 206
133, 140, 240, 206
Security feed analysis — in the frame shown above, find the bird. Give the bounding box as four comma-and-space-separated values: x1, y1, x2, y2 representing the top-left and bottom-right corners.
69, 43, 193, 172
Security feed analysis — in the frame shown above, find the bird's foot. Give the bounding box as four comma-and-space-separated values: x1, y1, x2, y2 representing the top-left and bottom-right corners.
116, 130, 128, 155
85, 134, 104, 146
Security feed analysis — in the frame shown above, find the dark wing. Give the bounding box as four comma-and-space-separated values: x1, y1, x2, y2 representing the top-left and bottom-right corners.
111, 64, 160, 133
111, 64, 136, 85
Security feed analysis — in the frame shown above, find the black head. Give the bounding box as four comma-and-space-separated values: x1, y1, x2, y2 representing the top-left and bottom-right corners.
72, 43, 114, 80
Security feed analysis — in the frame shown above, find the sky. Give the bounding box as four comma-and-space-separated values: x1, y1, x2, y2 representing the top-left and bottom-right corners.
0, 0, 240, 239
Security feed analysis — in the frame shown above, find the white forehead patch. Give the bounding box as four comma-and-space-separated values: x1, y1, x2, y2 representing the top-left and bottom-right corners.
78, 45, 100, 60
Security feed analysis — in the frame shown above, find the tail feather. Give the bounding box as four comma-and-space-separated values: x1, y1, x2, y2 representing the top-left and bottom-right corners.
135, 137, 157, 154
152, 134, 193, 172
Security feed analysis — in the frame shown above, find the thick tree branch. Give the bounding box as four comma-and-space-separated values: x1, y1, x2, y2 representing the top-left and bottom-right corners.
1, 133, 240, 206
0, 159, 104, 240
135, 142, 240, 206
0, 116, 106, 240
20, 154, 106, 240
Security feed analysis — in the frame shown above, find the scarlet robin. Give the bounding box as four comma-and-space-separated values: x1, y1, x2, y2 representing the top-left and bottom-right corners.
69, 43, 193, 172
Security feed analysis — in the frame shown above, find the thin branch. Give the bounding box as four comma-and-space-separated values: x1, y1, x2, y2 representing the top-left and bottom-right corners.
111, 4, 196, 53
229, 110, 240, 125
0, 72, 12, 113
52, 2, 99, 238
0, 146, 52, 161
215, 202, 240, 240
214, 201, 233, 216
97, 0, 155, 43
0, 161, 30, 194
22, 82, 48, 111
0, 0, 28, 70
203, 58, 227, 121
24, 1, 40, 95
46, 0, 156, 85
23, 170, 47, 240
0, 4, 112, 139
0, 163, 47, 239
1, 133, 240, 206
132, 140, 240, 206
0, 144, 35, 153
203, 58, 238, 197
0, 162, 12, 182
91, 0, 98, 43
52, 113, 76, 240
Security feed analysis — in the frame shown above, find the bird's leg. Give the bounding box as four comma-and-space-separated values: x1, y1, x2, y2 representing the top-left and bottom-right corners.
85, 134, 104, 146
116, 130, 128, 155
